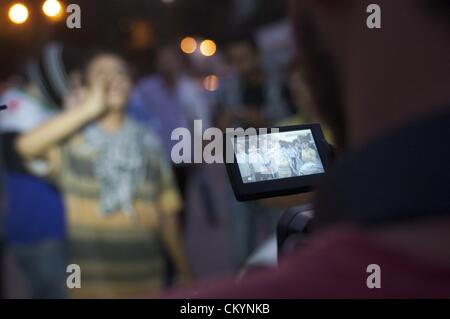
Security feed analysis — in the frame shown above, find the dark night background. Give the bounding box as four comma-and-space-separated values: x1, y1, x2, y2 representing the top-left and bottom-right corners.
0, 0, 288, 79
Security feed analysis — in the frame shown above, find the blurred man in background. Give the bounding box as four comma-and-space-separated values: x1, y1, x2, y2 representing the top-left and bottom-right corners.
172, 0, 450, 298
218, 36, 292, 129
128, 45, 209, 203
215, 37, 291, 269
128, 45, 210, 284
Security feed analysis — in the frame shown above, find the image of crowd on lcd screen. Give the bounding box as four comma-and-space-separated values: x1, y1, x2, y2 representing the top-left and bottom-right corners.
235, 130, 325, 184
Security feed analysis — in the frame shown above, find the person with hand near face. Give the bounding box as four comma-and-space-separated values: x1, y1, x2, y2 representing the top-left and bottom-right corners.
15, 52, 192, 298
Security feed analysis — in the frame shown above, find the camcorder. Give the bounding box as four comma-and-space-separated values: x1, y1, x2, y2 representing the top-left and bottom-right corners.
224, 123, 334, 253
224, 123, 333, 201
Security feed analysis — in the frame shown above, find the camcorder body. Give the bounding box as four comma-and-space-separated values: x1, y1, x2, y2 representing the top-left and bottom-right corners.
223, 124, 334, 254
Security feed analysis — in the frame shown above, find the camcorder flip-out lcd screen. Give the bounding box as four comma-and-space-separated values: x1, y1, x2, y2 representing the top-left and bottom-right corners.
224, 124, 332, 201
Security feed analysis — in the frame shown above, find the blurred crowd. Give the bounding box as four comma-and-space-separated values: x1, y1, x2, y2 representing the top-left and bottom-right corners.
236, 132, 325, 183
0, 33, 324, 298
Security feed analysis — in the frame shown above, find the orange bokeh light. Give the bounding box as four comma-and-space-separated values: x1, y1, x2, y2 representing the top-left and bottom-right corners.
203, 75, 219, 92
200, 39, 217, 57
43, 0, 62, 18
180, 37, 197, 54
8, 3, 29, 24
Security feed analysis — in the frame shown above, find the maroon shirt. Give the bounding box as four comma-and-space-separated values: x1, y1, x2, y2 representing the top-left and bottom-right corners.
167, 226, 450, 298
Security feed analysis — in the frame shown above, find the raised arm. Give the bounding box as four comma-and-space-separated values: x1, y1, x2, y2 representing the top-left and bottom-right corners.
15, 78, 107, 160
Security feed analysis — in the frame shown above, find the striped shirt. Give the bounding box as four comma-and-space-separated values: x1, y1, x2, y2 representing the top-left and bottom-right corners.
47, 124, 181, 298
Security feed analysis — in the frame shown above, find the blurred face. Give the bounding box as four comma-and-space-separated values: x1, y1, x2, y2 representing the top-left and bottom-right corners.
228, 42, 259, 76
86, 54, 132, 111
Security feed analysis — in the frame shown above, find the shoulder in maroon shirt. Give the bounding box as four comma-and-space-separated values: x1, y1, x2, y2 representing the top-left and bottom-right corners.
165, 225, 450, 299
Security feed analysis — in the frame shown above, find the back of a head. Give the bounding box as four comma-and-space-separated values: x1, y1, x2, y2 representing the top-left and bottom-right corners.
291, 0, 450, 150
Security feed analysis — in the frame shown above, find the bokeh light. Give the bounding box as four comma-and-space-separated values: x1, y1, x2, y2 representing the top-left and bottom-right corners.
203, 75, 219, 92
200, 39, 217, 57
8, 3, 29, 24
43, 0, 62, 18
180, 37, 197, 54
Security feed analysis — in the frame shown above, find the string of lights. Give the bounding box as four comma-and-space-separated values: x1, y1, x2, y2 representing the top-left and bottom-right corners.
3, 1, 220, 91
7, 1, 63, 24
